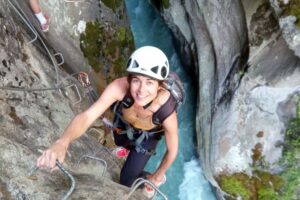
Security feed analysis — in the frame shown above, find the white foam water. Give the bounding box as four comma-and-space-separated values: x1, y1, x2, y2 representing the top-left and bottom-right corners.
179, 159, 216, 200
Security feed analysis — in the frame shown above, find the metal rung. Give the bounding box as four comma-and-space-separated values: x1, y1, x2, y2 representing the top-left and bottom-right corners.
55, 160, 76, 200
7, 0, 38, 44
61, 84, 82, 105
94, 147, 120, 169
8, 0, 61, 85
87, 128, 105, 140
53, 53, 65, 66
77, 155, 107, 177
28, 31, 38, 44
29, 160, 76, 200
127, 178, 168, 200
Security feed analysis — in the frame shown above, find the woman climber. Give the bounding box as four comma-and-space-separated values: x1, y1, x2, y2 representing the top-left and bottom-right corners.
36, 46, 179, 198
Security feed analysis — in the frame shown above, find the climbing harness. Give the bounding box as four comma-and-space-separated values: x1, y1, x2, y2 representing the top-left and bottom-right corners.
112, 104, 164, 155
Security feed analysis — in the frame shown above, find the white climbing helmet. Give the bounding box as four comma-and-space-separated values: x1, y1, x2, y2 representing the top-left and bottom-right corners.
126, 46, 169, 80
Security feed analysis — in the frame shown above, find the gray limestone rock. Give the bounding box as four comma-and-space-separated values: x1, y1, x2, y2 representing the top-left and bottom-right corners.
158, 0, 300, 199
270, 0, 300, 57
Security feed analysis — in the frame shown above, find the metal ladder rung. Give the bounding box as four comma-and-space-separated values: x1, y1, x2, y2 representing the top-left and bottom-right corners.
127, 178, 168, 200
77, 155, 107, 177
53, 53, 65, 66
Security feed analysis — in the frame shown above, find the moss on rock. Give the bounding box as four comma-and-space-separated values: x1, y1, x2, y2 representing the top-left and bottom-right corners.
217, 95, 300, 199
101, 0, 122, 13
280, 0, 300, 27
278, 95, 300, 199
80, 21, 102, 71
218, 173, 252, 200
162, 0, 169, 9
217, 171, 284, 200
80, 21, 134, 79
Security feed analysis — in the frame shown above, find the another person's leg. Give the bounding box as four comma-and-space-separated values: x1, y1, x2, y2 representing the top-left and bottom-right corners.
29, 0, 49, 32
29, 0, 42, 13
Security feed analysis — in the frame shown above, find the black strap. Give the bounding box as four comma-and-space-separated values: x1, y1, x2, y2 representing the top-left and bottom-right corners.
152, 95, 177, 125
119, 93, 177, 126
122, 93, 134, 108
111, 91, 176, 155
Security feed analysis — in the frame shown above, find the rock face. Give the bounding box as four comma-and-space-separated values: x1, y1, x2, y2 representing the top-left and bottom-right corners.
271, 0, 300, 57
157, 0, 249, 187
21, 0, 133, 89
157, 0, 300, 198
0, 1, 145, 199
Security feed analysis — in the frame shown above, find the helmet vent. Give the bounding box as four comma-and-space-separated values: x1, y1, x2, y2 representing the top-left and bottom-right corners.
151, 66, 159, 74
126, 58, 132, 69
161, 66, 167, 78
132, 60, 139, 68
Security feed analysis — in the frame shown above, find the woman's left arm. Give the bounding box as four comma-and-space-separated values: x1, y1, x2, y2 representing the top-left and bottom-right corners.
149, 111, 178, 184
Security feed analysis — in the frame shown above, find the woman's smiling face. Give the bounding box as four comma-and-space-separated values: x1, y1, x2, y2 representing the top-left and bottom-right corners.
130, 74, 160, 107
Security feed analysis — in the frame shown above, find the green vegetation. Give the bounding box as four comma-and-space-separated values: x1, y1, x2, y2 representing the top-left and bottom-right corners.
101, 0, 122, 13
218, 95, 300, 199
255, 171, 284, 200
217, 171, 283, 200
218, 173, 252, 199
280, 0, 300, 27
80, 21, 134, 78
162, 0, 169, 9
277, 95, 300, 200
80, 21, 102, 71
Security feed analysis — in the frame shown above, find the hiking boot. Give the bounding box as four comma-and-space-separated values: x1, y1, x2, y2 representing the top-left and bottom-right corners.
142, 174, 167, 198
111, 147, 128, 158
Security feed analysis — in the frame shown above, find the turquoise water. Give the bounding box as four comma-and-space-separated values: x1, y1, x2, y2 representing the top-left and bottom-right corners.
124, 1, 216, 200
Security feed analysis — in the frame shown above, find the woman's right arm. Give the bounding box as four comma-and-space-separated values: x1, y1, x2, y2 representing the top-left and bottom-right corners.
36, 77, 128, 169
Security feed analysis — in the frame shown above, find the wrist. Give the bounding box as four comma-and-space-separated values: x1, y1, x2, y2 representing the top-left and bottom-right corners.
152, 172, 165, 182
54, 138, 69, 150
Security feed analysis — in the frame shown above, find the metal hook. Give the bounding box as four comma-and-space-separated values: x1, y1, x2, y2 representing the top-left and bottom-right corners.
77, 71, 91, 87
53, 53, 65, 66
7, 0, 38, 44
61, 84, 82, 105
55, 160, 76, 200
127, 178, 168, 200
77, 155, 107, 177
29, 160, 76, 200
